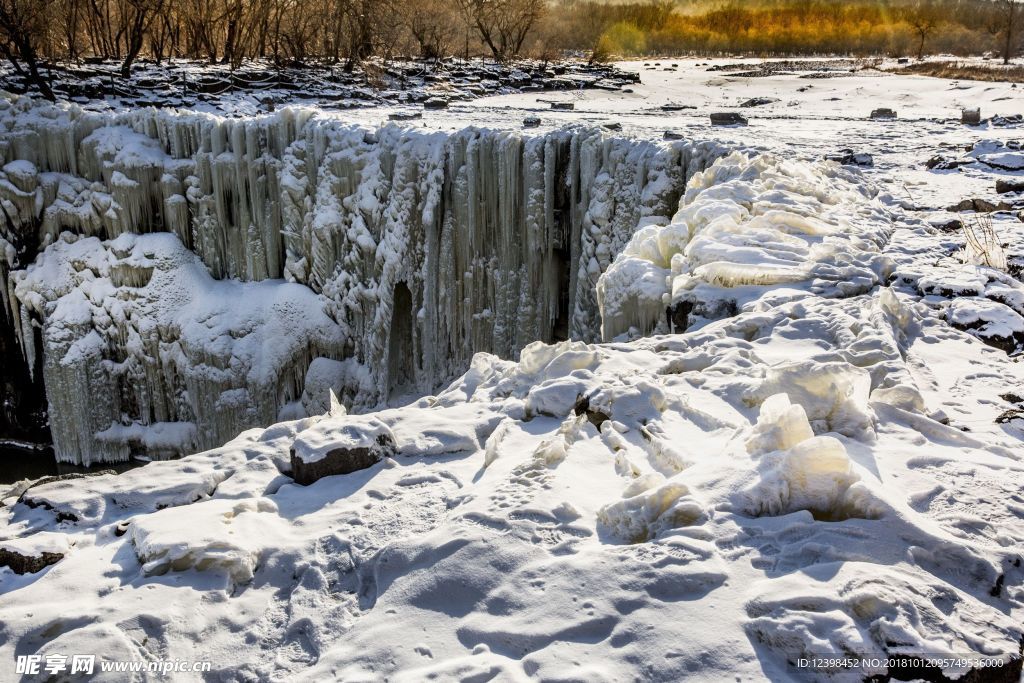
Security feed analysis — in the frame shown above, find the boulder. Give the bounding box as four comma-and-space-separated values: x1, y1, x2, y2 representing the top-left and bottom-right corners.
663, 131, 684, 140
523, 115, 541, 128
422, 97, 448, 109
389, 111, 423, 121
949, 198, 1012, 212
962, 108, 982, 125
929, 217, 963, 232
739, 97, 779, 107
0, 547, 64, 574
926, 155, 973, 171
0, 534, 68, 574
996, 178, 1024, 194
550, 101, 575, 110
290, 417, 396, 485
870, 108, 897, 119
710, 112, 747, 126
826, 149, 873, 167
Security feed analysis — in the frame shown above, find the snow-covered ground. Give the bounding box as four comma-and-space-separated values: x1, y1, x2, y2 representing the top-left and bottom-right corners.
2, 60, 1024, 681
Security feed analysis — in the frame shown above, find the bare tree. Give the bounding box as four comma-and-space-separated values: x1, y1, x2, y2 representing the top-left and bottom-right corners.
990, 0, 1023, 64
0, 0, 56, 99
120, 0, 164, 77
906, 0, 941, 60
456, 0, 544, 62
407, 0, 459, 60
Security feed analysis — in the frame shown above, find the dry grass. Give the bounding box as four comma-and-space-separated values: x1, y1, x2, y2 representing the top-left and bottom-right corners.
961, 214, 1008, 271
887, 60, 1024, 83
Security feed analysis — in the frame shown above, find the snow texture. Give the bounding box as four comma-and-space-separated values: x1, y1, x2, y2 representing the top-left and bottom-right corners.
597, 151, 893, 340
2, 289, 1022, 682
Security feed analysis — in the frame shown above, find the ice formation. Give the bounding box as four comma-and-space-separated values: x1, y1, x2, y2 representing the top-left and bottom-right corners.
0, 95, 724, 463
9, 231, 345, 465
597, 152, 894, 340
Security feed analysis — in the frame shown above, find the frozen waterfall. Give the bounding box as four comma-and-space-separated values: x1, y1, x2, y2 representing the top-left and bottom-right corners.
0, 97, 725, 464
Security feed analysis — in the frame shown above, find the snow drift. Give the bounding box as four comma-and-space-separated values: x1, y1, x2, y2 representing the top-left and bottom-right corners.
597, 152, 894, 340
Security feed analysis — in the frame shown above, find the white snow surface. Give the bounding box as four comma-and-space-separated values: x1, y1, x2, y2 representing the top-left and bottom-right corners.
598, 151, 892, 339
2, 288, 1023, 681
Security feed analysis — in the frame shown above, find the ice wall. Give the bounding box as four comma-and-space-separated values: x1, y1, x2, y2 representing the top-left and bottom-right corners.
10, 232, 346, 465
0, 96, 725, 463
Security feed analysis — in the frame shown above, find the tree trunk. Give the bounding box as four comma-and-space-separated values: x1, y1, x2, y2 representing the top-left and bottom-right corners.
17, 38, 55, 100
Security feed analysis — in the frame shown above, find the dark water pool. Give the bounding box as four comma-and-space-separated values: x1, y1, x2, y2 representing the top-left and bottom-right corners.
0, 444, 147, 486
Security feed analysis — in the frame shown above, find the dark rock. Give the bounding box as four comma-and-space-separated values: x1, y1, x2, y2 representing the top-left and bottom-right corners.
602, 122, 622, 131
1000, 392, 1023, 403
666, 300, 694, 332
974, 198, 1012, 212
663, 131, 684, 140
550, 101, 574, 110
996, 408, 1024, 424
0, 546, 63, 574
826, 149, 873, 166
291, 433, 393, 486
962, 107, 982, 125
739, 96, 779, 107
870, 108, 897, 119
573, 395, 610, 430
389, 111, 422, 121
422, 97, 448, 109
949, 198, 1012, 212
986, 113, 1024, 127
661, 103, 696, 111
523, 115, 541, 128
930, 217, 963, 232
996, 178, 1024, 194
926, 155, 973, 171
710, 112, 747, 126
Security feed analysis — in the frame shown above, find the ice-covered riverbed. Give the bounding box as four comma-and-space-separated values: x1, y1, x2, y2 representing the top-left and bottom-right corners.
1, 60, 1024, 681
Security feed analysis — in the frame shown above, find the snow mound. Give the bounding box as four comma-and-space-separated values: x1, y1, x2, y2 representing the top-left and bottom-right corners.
597, 479, 702, 543
750, 361, 875, 441
947, 297, 1024, 354
129, 497, 281, 584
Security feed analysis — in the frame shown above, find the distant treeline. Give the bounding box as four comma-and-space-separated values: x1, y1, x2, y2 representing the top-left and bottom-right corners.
555, 0, 1020, 62
1, 0, 1022, 100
